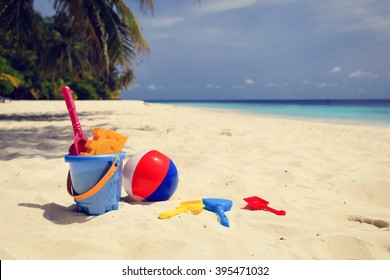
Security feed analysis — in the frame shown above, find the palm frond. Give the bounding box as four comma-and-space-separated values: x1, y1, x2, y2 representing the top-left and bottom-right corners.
53, 0, 152, 77
0, 0, 35, 48
0, 72, 22, 88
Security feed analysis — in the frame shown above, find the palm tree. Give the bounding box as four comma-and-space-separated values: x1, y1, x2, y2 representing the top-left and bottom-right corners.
0, 0, 153, 85
0, 0, 36, 50
52, 0, 153, 81
40, 12, 93, 81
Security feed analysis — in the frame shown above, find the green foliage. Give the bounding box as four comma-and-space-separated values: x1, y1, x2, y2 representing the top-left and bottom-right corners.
0, 56, 23, 95
0, 0, 153, 100
70, 80, 99, 100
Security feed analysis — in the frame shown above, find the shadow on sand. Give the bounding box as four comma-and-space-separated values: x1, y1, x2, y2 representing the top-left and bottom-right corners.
18, 202, 96, 225
0, 111, 117, 160
18, 198, 152, 225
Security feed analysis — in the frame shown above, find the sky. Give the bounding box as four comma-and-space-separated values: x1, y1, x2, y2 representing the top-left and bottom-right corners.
35, 0, 390, 100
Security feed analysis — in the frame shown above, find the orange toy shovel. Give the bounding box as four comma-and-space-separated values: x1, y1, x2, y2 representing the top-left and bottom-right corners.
243, 196, 286, 216
62, 86, 88, 155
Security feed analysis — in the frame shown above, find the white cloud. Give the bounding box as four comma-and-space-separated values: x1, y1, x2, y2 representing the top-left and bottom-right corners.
149, 33, 173, 40
318, 82, 337, 88
197, 0, 259, 14
196, 0, 302, 14
313, 1, 390, 36
205, 83, 221, 89
145, 16, 185, 28
265, 82, 289, 88
318, 82, 327, 88
331, 66, 342, 73
302, 80, 309, 84
147, 84, 158, 90
147, 84, 164, 90
129, 83, 140, 90
266, 83, 276, 88
244, 78, 255, 85
348, 70, 377, 79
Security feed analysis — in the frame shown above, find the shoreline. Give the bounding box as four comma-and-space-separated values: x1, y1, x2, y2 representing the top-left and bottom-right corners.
165, 104, 390, 128
1, 100, 389, 259
2, 99, 390, 127
144, 100, 390, 127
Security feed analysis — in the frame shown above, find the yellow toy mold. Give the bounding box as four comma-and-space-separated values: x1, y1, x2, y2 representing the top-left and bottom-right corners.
81, 127, 128, 155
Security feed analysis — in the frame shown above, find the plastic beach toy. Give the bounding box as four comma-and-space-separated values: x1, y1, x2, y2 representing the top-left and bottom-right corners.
122, 150, 179, 202
62, 86, 88, 155
202, 198, 232, 228
158, 200, 203, 219
81, 127, 128, 155
243, 196, 286, 216
65, 152, 126, 215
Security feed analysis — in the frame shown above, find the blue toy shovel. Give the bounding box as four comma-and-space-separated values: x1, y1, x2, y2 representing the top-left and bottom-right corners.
202, 198, 232, 228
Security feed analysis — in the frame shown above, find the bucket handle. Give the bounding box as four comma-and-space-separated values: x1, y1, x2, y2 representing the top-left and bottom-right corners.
67, 156, 120, 201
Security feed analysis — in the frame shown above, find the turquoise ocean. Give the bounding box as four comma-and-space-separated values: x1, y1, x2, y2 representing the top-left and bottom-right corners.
146, 100, 390, 124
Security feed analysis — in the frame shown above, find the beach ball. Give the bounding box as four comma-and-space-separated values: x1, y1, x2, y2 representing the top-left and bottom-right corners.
122, 150, 179, 202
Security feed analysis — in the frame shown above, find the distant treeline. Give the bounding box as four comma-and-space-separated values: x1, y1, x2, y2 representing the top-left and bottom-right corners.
0, 0, 153, 100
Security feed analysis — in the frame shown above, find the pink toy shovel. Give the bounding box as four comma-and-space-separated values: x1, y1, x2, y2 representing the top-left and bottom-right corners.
62, 86, 88, 155
243, 196, 286, 216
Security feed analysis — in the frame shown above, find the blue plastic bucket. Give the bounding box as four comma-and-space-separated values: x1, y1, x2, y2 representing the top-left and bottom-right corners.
64, 152, 126, 215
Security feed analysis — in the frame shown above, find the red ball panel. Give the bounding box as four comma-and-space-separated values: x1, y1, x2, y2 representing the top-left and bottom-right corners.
131, 150, 170, 198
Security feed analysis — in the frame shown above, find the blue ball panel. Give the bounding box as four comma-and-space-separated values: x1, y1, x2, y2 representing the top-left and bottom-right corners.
146, 160, 179, 201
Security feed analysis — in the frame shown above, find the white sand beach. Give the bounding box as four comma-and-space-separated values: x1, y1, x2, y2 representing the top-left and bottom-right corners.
0, 100, 389, 260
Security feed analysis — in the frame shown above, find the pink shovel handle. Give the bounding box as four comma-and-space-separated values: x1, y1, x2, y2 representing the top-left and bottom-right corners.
62, 86, 83, 136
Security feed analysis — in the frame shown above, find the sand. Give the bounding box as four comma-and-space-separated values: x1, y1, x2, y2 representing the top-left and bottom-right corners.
0, 100, 389, 260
